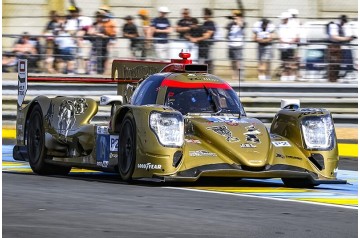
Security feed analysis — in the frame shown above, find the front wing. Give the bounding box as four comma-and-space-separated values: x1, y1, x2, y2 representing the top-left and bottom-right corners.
152, 163, 347, 185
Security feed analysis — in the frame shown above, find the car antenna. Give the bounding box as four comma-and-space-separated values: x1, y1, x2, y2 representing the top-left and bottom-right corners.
238, 68, 241, 118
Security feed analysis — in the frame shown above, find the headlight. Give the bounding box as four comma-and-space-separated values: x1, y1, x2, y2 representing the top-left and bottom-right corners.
301, 115, 335, 150
150, 112, 184, 147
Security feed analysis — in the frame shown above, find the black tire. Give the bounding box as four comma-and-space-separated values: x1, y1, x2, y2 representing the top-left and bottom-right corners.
118, 113, 136, 182
281, 178, 317, 188
27, 104, 71, 175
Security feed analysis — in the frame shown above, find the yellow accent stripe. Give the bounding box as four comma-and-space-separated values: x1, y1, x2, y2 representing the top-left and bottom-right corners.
70, 168, 99, 173
3, 168, 33, 173
2, 161, 98, 173
3, 129, 16, 139
2, 128, 358, 158
295, 198, 358, 206
190, 187, 357, 206
338, 144, 358, 158
190, 187, 308, 193
2, 161, 26, 166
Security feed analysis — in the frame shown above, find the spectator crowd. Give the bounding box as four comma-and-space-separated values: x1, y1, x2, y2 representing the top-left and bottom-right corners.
2, 5, 357, 83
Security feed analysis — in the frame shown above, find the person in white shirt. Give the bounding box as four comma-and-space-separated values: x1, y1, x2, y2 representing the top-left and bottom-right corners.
253, 18, 275, 80
150, 6, 172, 61
327, 15, 354, 82
288, 9, 301, 32
277, 11, 299, 81
54, 26, 77, 74
226, 10, 245, 81
65, 6, 93, 74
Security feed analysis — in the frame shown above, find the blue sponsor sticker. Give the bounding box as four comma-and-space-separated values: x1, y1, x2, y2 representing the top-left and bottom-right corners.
96, 134, 110, 166
204, 117, 247, 126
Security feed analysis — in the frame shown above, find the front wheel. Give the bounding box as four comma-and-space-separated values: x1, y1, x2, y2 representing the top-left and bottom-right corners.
118, 113, 136, 182
27, 104, 71, 175
281, 178, 317, 188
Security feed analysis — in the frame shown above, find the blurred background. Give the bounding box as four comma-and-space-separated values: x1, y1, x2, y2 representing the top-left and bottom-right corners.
2, 0, 358, 140
2, 0, 358, 81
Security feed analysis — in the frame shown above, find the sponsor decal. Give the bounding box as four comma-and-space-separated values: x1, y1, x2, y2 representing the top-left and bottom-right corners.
189, 150, 217, 157
206, 125, 240, 142
137, 163, 162, 170
272, 141, 291, 147
298, 108, 325, 117
57, 98, 88, 137
185, 139, 201, 144
286, 155, 302, 161
44, 104, 55, 128
244, 125, 261, 135
110, 153, 118, 159
249, 160, 262, 163
244, 125, 261, 143
270, 134, 282, 140
18, 59, 28, 107
110, 135, 119, 152
225, 122, 239, 126
120, 64, 161, 80
97, 126, 109, 134
96, 134, 110, 165
245, 134, 260, 143
205, 117, 245, 124
100, 97, 106, 104
97, 161, 109, 167
240, 143, 257, 148
276, 153, 285, 159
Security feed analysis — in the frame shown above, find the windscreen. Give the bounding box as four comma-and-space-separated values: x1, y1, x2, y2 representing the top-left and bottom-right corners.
165, 87, 246, 116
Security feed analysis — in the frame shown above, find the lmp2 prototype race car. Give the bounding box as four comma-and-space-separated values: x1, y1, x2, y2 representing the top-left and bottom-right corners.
13, 52, 346, 187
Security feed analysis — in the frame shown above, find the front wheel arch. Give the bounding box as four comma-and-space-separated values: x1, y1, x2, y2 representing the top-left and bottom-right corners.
113, 107, 131, 134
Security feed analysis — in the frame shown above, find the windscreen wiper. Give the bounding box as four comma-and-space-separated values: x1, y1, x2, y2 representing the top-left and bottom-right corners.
203, 86, 222, 115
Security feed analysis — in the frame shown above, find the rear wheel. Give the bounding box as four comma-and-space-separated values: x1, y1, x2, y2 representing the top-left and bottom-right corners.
281, 178, 317, 188
118, 113, 136, 182
27, 104, 71, 175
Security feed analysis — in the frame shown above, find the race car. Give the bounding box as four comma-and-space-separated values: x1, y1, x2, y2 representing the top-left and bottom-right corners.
13, 52, 346, 187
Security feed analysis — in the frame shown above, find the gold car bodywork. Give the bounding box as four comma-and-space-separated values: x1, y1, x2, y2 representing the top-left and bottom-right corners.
13, 59, 344, 186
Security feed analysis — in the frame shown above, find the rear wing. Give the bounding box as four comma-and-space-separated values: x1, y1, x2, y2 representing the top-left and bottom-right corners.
111, 60, 168, 99
16, 59, 167, 107
16, 52, 204, 105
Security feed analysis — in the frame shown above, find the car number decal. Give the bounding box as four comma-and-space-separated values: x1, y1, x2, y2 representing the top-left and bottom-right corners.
272, 141, 291, 147
110, 135, 119, 152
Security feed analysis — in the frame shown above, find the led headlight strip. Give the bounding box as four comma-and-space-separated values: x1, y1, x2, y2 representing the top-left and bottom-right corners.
149, 111, 184, 147
301, 115, 335, 150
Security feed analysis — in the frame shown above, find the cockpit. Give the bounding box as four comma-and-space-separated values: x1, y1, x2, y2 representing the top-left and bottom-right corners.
165, 86, 246, 116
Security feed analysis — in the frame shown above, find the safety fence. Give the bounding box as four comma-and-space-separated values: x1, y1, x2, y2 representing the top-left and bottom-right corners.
2, 33, 358, 82
2, 79, 357, 126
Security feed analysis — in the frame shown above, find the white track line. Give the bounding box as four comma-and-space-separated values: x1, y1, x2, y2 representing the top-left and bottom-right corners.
165, 187, 358, 210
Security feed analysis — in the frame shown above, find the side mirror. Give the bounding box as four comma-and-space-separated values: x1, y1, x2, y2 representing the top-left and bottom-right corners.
100, 95, 123, 116
281, 99, 300, 110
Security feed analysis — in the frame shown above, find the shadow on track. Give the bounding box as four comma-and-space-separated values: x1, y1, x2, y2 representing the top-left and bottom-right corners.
1, 170, 297, 188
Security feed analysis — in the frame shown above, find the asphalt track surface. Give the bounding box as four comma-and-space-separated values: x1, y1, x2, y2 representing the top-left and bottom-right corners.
2, 144, 358, 238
